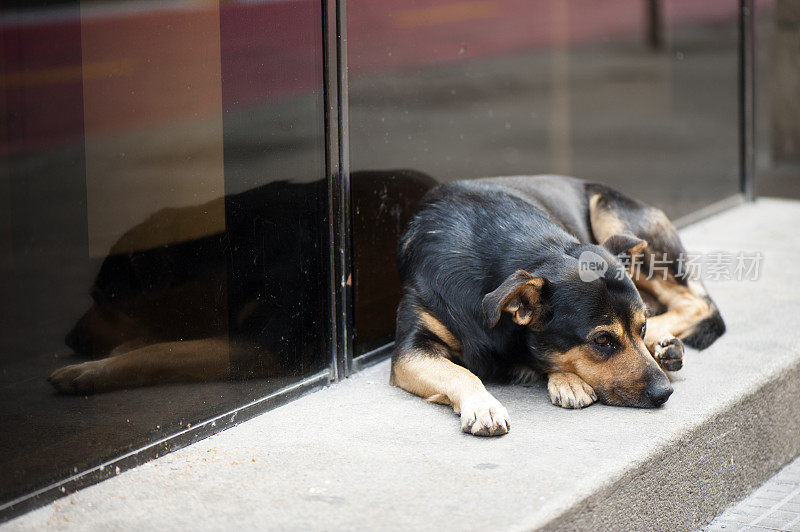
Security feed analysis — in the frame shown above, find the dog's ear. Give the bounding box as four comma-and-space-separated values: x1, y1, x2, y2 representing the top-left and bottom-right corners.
482, 270, 551, 328
601, 233, 648, 257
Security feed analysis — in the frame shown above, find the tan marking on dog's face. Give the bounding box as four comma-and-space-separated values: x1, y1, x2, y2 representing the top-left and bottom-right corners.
419, 311, 462, 352
589, 321, 624, 341
550, 330, 659, 406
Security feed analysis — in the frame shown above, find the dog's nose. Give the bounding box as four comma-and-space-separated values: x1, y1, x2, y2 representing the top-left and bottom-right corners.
646, 381, 673, 407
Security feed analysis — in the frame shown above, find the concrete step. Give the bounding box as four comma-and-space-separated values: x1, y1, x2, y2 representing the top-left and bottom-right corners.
4, 198, 800, 531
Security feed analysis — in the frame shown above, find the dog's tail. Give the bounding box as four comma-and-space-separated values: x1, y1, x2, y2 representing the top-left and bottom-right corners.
680, 297, 726, 350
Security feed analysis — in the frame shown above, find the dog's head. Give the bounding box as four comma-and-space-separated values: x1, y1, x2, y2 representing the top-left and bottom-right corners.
482, 234, 672, 408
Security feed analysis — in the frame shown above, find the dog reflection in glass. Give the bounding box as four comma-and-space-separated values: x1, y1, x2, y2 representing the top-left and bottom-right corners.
48, 171, 434, 394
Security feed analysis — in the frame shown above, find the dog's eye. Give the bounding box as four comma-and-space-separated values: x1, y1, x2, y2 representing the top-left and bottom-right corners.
640, 323, 647, 338
593, 334, 613, 347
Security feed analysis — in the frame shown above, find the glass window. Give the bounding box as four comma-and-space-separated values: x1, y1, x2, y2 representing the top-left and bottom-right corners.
0, 0, 328, 506
348, 0, 741, 357
755, 0, 800, 199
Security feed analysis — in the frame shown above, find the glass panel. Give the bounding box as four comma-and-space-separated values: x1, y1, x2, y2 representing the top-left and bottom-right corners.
0, 0, 327, 505
348, 0, 741, 356
755, 0, 800, 198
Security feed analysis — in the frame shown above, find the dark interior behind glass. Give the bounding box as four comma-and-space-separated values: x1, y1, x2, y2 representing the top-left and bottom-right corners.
0, 0, 329, 505
348, 0, 741, 357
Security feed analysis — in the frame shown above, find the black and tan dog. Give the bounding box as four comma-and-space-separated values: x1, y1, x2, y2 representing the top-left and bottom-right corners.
391, 175, 725, 436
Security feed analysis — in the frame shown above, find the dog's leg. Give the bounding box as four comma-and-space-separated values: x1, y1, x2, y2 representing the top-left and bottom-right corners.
48, 338, 232, 394
633, 274, 713, 371
589, 186, 725, 371
390, 294, 509, 436
391, 351, 510, 436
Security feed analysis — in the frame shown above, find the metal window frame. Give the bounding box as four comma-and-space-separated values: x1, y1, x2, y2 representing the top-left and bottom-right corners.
0, 0, 759, 522
740, 0, 757, 202
325, 0, 354, 380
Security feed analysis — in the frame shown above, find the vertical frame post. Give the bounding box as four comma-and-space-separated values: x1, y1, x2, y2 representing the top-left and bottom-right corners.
323, 0, 352, 381
739, 0, 756, 201
646, 0, 662, 50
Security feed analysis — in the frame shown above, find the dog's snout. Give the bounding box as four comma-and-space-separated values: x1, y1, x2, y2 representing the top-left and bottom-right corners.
646, 380, 673, 407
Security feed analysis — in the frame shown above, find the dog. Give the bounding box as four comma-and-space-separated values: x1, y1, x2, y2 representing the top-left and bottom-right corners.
390, 175, 725, 436
48, 170, 435, 393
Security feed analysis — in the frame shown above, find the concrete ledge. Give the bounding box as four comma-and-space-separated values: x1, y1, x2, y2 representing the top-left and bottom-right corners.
4, 198, 800, 531
548, 354, 800, 530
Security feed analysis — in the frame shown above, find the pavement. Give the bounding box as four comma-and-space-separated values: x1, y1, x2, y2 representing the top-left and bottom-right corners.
705, 455, 800, 531
3, 198, 799, 531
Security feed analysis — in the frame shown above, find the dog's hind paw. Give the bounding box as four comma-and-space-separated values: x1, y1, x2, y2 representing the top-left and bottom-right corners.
547, 372, 596, 409
653, 336, 684, 372
48, 360, 106, 394
458, 392, 510, 436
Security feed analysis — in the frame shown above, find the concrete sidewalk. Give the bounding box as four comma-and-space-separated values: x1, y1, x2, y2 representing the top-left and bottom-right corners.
5, 198, 800, 531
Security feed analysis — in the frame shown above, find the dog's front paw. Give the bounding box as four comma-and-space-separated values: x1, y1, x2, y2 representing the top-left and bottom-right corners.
458, 392, 510, 436
547, 372, 596, 409
652, 336, 684, 372
48, 360, 107, 394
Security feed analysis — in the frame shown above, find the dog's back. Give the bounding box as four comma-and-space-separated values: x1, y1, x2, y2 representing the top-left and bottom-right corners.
472, 175, 593, 242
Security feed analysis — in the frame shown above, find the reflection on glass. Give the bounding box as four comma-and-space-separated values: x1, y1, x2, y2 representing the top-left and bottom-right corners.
352, 170, 437, 355
0, 0, 327, 506
755, 0, 800, 199
348, 0, 742, 356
